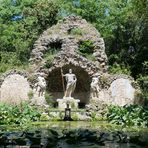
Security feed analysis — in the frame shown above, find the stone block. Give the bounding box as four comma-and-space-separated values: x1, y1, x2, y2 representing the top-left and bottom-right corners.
57, 97, 80, 109
0, 74, 30, 104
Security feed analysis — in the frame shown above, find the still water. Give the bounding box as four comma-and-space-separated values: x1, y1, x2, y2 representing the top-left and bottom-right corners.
0, 121, 148, 148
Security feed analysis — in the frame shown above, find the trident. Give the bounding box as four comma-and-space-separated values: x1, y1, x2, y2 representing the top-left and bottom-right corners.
60, 67, 65, 94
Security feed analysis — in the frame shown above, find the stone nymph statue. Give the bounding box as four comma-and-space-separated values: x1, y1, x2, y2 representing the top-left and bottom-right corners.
90, 73, 100, 99
61, 69, 77, 98
35, 76, 46, 97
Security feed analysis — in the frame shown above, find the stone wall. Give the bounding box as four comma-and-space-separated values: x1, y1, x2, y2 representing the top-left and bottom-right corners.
0, 70, 31, 104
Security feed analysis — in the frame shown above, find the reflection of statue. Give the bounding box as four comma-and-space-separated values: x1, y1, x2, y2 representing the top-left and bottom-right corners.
90, 74, 100, 98
61, 69, 77, 98
35, 76, 46, 97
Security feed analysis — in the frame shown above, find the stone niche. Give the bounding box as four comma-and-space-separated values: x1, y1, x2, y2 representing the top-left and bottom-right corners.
46, 64, 91, 107
0, 72, 31, 105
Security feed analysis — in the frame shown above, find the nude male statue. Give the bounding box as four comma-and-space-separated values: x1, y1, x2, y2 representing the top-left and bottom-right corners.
61, 69, 77, 98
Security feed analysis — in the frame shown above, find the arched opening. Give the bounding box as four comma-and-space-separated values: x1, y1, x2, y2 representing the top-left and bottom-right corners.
47, 41, 62, 53
43, 40, 62, 68
46, 64, 91, 108
77, 40, 96, 62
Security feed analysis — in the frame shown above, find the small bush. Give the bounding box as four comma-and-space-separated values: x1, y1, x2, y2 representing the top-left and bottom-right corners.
0, 102, 42, 125
78, 40, 94, 55
43, 49, 57, 68
85, 54, 96, 61
137, 75, 148, 101
40, 112, 50, 121
109, 63, 131, 75
107, 105, 148, 127
44, 92, 54, 107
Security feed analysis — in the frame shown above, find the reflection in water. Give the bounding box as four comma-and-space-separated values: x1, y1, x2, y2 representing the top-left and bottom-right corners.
31, 121, 148, 132
0, 121, 148, 147
54, 142, 144, 148
32, 121, 119, 130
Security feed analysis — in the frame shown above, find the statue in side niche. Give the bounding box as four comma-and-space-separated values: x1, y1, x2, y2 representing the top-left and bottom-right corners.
35, 76, 46, 97
90, 73, 100, 98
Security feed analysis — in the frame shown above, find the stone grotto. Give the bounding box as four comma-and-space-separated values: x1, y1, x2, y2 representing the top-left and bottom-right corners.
0, 16, 141, 108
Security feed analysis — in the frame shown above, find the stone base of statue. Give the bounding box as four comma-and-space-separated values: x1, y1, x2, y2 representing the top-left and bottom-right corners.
31, 89, 49, 108
31, 96, 49, 107
57, 97, 80, 109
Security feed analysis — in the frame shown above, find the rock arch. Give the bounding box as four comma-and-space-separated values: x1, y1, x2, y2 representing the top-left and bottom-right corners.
29, 16, 108, 73
26, 16, 141, 107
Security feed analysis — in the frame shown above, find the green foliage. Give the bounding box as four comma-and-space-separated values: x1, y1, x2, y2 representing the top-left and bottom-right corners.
85, 54, 96, 62
72, 113, 79, 121
107, 105, 148, 127
44, 92, 54, 107
59, 0, 147, 79
40, 112, 50, 121
69, 27, 84, 36
78, 40, 94, 54
0, 0, 147, 96
109, 63, 131, 75
59, 111, 64, 120
27, 90, 34, 100
44, 53, 55, 68
137, 75, 148, 100
0, 102, 42, 125
0, 0, 59, 73
78, 40, 95, 61
43, 49, 58, 68
90, 112, 97, 121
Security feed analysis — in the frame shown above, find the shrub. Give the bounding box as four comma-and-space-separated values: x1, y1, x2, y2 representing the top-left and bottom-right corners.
109, 63, 131, 75
43, 49, 57, 68
40, 112, 50, 121
85, 54, 96, 61
77, 40, 96, 61
107, 105, 148, 127
0, 102, 42, 125
78, 40, 94, 55
44, 92, 54, 107
137, 75, 148, 101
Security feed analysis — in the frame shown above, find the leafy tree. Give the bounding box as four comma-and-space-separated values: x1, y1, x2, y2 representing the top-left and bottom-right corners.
0, 0, 147, 100
58, 0, 147, 79
0, 0, 59, 73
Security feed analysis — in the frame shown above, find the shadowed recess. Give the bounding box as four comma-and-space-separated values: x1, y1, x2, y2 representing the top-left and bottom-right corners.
46, 64, 91, 105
